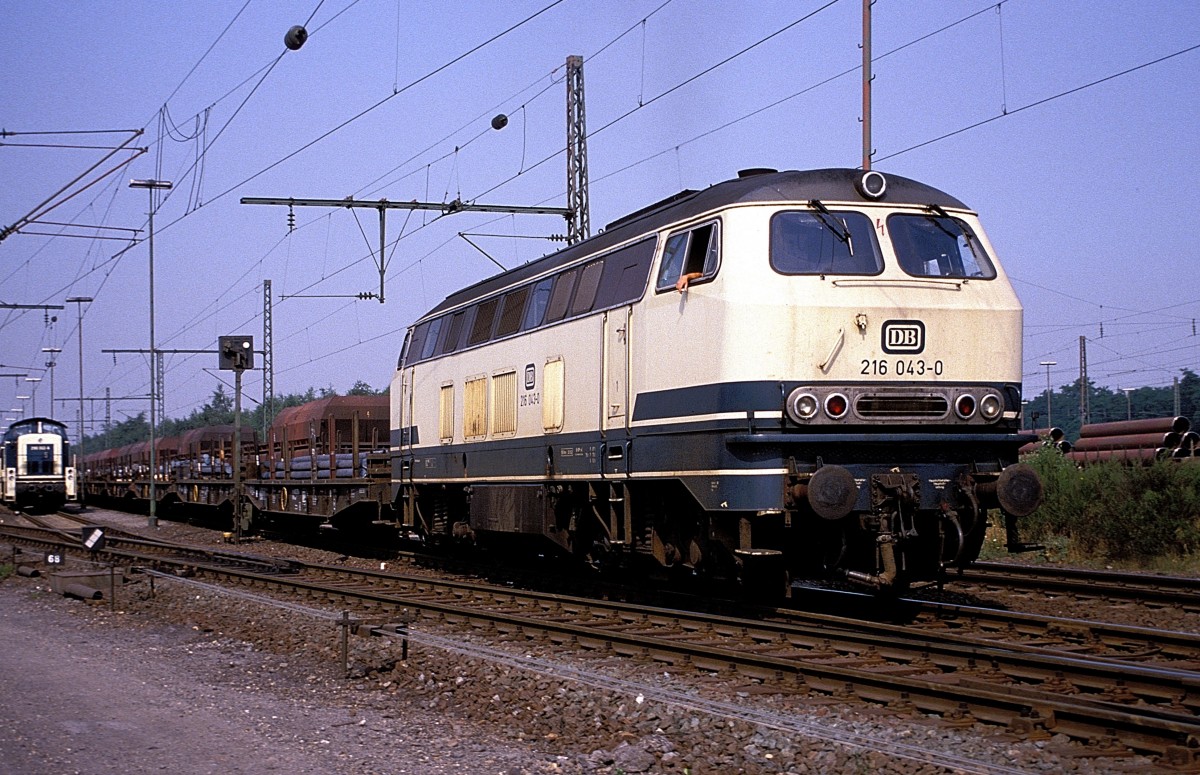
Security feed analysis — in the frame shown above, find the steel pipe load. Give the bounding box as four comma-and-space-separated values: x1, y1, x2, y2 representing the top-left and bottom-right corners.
1078, 416, 1189, 438
1066, 447, 1168, 464
1067, 416, 1194, 465
1071, 432, 1181, 452
1019, 427, 1068, 456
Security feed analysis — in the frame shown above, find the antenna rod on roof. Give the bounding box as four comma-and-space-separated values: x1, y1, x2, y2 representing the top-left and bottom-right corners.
862, 0, 873, 171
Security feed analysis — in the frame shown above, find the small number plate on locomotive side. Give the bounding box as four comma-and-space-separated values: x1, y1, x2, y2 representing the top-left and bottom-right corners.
860, 359, 945, 377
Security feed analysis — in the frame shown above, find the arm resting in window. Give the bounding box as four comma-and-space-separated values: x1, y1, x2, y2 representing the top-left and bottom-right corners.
675, 271, 703, 292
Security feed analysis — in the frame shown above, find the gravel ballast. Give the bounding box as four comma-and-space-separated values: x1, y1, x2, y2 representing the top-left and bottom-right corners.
0, 513, 1171, 773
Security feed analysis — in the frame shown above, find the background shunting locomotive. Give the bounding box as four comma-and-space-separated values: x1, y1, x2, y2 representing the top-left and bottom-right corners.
2, 417, 78, 514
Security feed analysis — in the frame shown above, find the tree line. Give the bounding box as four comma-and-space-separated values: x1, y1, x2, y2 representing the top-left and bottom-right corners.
1024, 368, 1200, 440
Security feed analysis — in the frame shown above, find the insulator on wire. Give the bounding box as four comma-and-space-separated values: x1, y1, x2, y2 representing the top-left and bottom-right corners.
284, 25, 308, 51
287, 205, 295, 232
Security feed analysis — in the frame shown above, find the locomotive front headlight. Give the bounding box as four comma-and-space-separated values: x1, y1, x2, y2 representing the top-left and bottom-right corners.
979, 393, 1002, 422
786, 390, 820, 422
824, 393, 849, 419
954, 394, 977, 420
856, 170, 887, 199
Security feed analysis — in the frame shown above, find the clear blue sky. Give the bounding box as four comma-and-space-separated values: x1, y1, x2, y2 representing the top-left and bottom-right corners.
2, 0, 1198, 435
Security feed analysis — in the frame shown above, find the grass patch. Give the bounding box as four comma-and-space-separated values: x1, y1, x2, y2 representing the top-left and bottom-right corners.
1006, 449, 1200, 573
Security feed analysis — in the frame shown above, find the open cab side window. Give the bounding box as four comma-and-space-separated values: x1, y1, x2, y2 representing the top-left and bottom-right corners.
655, 221, 720, 292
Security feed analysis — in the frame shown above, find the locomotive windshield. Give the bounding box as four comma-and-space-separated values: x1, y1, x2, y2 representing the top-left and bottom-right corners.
770, 211, 881, 275
3, 419, 68, 442
888, 213, 996, 279
25, 444, 55, 475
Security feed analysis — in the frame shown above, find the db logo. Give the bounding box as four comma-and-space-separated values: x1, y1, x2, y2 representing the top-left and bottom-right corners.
881, 320, 925, 354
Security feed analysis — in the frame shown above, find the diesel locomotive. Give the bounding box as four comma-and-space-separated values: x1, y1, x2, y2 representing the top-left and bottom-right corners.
389, 168, 1042, 592
2, 417, 78, 514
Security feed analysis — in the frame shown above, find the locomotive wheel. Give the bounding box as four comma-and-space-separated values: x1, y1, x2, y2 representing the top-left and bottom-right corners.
954, 508, 990, 569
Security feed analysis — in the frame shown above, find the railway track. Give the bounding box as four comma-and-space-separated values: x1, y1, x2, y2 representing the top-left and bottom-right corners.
2, 520, 1198, 766
1, 514, 300, 577
952, 560, 1200, 610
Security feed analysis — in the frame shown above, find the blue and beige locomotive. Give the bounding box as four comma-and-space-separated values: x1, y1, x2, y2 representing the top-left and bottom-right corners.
2, 417, 79, 513
390, 168, 1042, 591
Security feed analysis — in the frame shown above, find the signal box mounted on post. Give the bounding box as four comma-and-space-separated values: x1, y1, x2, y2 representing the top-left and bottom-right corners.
81, 526, 106, 552
219, 335, 254, 371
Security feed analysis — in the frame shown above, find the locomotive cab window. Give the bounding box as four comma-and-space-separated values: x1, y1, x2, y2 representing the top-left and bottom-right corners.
26, 444, 54, 475
655, 221, 719, 292
888, 213, 996, 279
770, 210, 881, 275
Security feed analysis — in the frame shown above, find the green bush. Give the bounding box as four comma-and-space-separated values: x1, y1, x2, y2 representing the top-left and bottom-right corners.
1023, 449, 1200, 561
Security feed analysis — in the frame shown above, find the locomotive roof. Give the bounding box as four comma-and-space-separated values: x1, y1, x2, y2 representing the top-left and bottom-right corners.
3, 416, 69, 441
422, 168, 969, 319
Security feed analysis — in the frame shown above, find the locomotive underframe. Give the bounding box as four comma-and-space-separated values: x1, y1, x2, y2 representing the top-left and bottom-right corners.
6, 477, 72, 514
395, 429, 1034, 590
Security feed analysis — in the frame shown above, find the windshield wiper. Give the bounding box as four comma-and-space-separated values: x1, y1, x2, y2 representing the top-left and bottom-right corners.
808, 199, 854, 256
924, 204, 979, 256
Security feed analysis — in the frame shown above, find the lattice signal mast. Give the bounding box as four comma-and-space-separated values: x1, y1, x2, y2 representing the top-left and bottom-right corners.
1079, 335, 1089, 426
263, 279, 274, 439
566, 55, 590, 244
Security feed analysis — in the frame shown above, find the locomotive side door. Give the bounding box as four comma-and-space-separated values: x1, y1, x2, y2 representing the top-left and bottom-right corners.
393, 362, 416, 527
602, 305, 632, 477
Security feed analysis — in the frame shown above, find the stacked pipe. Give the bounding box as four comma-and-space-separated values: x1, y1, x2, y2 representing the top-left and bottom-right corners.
1019, 427, 1072, 455
265, 453, 369, 480
1066, 416, 1195, 465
